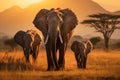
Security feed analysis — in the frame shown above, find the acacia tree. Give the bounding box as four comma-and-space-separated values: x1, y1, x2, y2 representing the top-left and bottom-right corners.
90, 37, 101, 45
81, 13, 120, 50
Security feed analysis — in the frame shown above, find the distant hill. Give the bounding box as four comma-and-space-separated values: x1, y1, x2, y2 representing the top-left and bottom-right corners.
0, 0, 114, 39
114, 11, 120, 15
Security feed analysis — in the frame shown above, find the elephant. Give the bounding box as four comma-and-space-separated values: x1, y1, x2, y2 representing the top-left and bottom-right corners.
14, 29, 42, 63
33, 8, 78, 71
71, 40, 93, 69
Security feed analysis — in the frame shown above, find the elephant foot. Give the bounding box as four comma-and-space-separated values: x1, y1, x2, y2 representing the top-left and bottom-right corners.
26, 61, 31, 65
77, 66, 82, 69
33, 59, 37, 64
83, 67, 86, 69
83, 64, 86, 69
58, 61, 65, 70
47, 66, 55, 71
83, 66, 86, 69
59, 65, 65, 70
59, 67, 64, 71
55, 67, 60, 71
77, 64, 82, 68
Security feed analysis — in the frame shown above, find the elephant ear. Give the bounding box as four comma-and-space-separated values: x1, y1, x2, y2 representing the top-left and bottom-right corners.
33, 9, 49, 37
14, 30, 26, 47
85, 40, 93, 55
61, 8, 78, 36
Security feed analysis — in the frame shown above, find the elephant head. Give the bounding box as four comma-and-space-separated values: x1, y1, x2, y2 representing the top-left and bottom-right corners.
33, 8, 78, 71
71, 40, 93, 68
45, 9, 63, 45
14, 30, 41, 63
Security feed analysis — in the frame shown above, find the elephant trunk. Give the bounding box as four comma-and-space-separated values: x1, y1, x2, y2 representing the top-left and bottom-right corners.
44, 26, 63, 45
50, 31, 59, 69
44, 23, 63, 69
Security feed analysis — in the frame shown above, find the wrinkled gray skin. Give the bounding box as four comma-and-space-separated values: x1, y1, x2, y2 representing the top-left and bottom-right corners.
33, 8, 78, 71
71, 40, 93, 68
14, 30, 42, 63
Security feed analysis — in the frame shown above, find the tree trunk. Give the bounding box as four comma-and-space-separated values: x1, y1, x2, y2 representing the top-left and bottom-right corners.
104, 35, 109, 51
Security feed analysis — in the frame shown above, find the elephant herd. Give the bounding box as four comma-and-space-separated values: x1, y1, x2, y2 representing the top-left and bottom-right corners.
14, 8, 93, 71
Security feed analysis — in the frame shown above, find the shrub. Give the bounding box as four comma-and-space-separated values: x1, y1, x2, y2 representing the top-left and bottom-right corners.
114, 42, 120, 49
4, 38, 18, 51
90, 37, 102, 45
0, 55, 34, 71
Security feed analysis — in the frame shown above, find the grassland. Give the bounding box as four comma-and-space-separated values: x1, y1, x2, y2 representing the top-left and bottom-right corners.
0, 49, 120, 80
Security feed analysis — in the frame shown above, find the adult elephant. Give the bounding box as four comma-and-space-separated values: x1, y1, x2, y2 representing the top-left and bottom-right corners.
33, 8, 78, 71
71, 40, 93, 68
14, 29, 42, 63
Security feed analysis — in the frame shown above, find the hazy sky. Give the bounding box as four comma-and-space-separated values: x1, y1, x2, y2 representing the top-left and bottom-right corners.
0, 0, 120, 12
0, 0, 42, 11
92, 0, 120, 12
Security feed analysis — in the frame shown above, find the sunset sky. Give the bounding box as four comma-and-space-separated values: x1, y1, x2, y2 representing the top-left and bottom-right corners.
0, 0, 42, 11
0, 0, 120, 12
92, 0, 120, 12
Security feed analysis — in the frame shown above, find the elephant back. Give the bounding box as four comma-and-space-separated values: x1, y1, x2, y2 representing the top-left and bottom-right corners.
14, 30, 26, 47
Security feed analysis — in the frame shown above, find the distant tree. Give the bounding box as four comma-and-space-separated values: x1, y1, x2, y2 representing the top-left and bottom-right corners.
90, 37, 102, 45
4, 38, 18, 51
114, 42, 120, 49
81, 13, 120, 50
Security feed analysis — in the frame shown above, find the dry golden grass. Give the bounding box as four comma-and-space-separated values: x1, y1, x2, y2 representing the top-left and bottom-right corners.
0, 49, 120, 80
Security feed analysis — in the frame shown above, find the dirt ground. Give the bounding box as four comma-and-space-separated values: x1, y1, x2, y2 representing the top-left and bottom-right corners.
0, 49, 120, 80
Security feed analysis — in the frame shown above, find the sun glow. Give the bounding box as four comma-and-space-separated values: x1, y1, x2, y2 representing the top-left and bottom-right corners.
23, 0, 42, 3
16, 0, 43, 8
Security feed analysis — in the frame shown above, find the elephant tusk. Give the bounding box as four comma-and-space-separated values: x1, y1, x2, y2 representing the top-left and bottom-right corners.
44, 34, 49, 45
59, 33, 63, 44
58, 27, 63, 44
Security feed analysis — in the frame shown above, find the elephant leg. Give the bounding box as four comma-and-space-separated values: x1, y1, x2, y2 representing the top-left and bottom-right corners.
58, 43, 66, 70
26, 55, 30, 63
45, 44, 55, 71
83, 56, 87, 68
52, 48, 59, 70
77, 62, 82, 68
77, 55, 82, 68
32, 46, 39, 63
81, 54, 85, 68
23, 48, 30, 63
24, 52, 30, 63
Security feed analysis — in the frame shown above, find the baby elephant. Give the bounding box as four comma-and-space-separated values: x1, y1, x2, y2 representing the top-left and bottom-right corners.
14, 29, 42, 63
71, 40, 93, 68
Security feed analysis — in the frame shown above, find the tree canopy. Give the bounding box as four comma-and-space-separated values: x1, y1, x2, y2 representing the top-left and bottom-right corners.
81, 13, 120, 50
